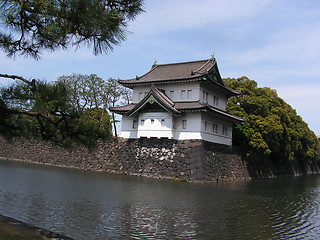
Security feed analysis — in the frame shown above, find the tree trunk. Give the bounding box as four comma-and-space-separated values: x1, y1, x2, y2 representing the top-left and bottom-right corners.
112, 112, 117, 137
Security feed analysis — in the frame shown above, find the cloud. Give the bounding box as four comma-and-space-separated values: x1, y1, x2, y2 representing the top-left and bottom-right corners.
43, 47, 97, 61
276, 83, 320, 127
274, 84, 320, 135
234, 26, 320, 63
277, 84, 320, 103
220, 18, 320, 85
130, 0, 272, 35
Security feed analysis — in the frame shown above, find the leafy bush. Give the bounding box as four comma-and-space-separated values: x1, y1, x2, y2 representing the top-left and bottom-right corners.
225, 76, 319, 164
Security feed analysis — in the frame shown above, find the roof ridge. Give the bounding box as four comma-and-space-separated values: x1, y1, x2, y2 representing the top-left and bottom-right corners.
194, 59, 213, 73
156, 59, 211, 67
134, 64, 159, 80
174, 100, 202, 103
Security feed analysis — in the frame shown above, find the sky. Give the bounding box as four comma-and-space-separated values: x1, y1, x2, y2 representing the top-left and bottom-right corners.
1, 0, 320, 136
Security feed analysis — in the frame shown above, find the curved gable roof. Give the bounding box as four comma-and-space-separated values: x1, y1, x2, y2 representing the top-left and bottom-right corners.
127, 86, 180, 116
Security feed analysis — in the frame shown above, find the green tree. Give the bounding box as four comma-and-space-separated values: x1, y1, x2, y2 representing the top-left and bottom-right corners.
56, 73, 130, 137
225, 76, 319, 164
105, 77, 127, 137
57, 74, 107, 110
0, 0, 144, 58
0, 76, 112, 149
0, 0, 144, 147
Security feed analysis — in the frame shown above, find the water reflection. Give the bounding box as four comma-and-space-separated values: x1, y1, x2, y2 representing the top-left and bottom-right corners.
0, 160, 320, 239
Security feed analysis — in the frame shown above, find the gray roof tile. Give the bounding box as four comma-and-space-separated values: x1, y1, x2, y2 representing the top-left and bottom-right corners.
119, 59, 214, 84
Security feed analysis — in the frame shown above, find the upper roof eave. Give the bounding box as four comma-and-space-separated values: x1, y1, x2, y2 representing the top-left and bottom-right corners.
118, 75, 205, 86
203, 78, 240, 96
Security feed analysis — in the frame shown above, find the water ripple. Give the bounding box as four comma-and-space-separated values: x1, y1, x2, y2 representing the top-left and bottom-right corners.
1, 161, 320, 240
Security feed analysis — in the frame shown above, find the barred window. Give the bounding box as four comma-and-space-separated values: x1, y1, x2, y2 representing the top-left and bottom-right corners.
132, 120, 138, 129
214, 96, 219, 106
181, 90, 186, 99
170, 91, 174, 99
182, 120, 187, 129
213, 124, 218, 133
223, 126, 228, 135
205, 121, 208, 131
187, 90, 192, 99
161, 119, 165, 127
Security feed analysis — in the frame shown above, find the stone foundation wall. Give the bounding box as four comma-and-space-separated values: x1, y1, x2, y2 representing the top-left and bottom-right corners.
0, 137, 250, 182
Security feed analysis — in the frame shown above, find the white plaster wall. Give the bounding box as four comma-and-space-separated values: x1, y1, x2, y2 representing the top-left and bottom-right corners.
159, 82, 200, 102
121, 81, 235, 145
171, 112, 232, 145
173, 112, 202, 139
138, 112, 173, 138
200, 112, 233, 145
120, 116, 138, 138
132, 82, 201, 103
132, 86, 152, 103
200, 83, 227, 111
120, 112, 233, 145
131, 82, 228, 111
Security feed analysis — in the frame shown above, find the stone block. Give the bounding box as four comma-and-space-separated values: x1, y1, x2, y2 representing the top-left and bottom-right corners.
0, 137, 252, 181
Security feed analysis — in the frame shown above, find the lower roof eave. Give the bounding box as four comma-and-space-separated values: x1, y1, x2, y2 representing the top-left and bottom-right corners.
120, 77, 203, 88
110, 111, 128, 115
179, 108, 244, 123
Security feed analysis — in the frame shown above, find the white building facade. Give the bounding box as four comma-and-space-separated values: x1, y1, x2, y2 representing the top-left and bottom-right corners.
110, 59, 243, 146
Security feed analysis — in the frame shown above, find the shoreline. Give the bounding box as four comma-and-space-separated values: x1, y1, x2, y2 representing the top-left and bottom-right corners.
0, 214, 74, 240
0, 137, 251, 182
2, 156, 320, 184
0, 156, 250, 183
0, 136, 318, 182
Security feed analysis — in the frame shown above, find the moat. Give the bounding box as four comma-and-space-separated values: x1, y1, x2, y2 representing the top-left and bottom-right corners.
1, 159, 320, 239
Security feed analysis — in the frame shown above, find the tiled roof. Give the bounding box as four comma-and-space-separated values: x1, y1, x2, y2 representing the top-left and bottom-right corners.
208, 106, 244, 122
118, 58, 240, 96
119, 59, 215, 85
174, 101, 207, 109
110, 104, 134, 114
109, 104, 135, 113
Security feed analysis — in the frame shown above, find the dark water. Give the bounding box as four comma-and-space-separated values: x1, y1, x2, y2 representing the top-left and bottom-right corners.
0, 160, 320, 240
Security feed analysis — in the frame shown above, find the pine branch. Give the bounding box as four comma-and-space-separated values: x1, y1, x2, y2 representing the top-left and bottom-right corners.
5, 108, 50, 120
0, 73, 32, 85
